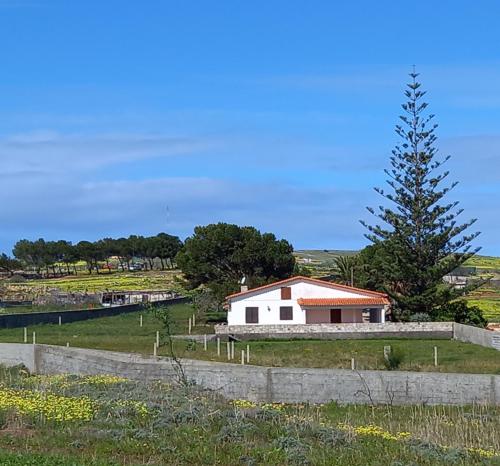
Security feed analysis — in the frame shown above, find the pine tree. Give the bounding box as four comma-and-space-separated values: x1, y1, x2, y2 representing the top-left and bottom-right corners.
361, 71, 481, 318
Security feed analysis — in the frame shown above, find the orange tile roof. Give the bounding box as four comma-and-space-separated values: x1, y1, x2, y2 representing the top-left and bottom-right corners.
297, 297, 390, 306
226, 275, 388, 300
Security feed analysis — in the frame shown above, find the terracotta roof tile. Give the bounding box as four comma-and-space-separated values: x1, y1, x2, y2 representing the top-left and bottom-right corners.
297, 297, 390, 306
226, 275, 388, 300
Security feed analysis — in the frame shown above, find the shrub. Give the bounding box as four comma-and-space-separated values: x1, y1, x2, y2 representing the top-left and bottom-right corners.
408, 312, 431, 322
383, 348, 404, 370
433, 300, 488, 327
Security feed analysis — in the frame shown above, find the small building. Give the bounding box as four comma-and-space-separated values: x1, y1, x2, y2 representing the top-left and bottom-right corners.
225, 276, 389, 326
100, 290, 178, 306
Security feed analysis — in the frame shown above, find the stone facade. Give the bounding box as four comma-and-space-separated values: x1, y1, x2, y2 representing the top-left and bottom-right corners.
214, 322, 454, 340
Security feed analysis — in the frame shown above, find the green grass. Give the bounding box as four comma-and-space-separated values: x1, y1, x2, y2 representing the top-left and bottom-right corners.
0, 366, 498, 465
0, 305, 498, 374
465, 255, 500, 271
0, 304, 213, 353
468, 297, 500, 322
178, 338, 500, 374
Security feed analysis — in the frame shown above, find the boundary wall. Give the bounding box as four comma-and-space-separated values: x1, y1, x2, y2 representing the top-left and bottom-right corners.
0, 343, 498, 406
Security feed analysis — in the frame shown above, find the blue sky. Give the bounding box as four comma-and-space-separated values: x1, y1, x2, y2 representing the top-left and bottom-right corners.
1, 0, 499, 254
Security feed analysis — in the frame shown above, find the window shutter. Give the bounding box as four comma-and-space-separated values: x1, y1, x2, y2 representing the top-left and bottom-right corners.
281, 287, 292, 299
245, 307, 259, 324
280, 306, 293, 320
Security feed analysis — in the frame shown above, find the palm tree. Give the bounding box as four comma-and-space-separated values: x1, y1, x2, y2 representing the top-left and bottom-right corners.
333, 255, 358, 286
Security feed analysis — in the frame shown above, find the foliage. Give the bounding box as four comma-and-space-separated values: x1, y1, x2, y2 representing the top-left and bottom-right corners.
332, 255, 357, 285
12, 233, 182, 277
433, 300, 488, 327
382, 347, 404, 370
361, 72, 481, 318
0, 367, 497, 465
176, 223, 296, 301
0, 253, 21, 276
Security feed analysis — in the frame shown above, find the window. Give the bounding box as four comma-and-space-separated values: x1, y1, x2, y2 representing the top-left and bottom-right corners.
281, 287, 292, 299
245, 307, 259, 324
280, 306, 293, 321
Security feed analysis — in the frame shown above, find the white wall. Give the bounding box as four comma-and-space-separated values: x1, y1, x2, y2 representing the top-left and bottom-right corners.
227, 279, 380, 325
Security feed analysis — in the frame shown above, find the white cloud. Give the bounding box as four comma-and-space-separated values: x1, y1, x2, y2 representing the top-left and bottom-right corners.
0, 131, 216, 175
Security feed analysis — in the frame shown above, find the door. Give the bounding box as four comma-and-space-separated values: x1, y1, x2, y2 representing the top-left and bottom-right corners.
330, 308, 342, 323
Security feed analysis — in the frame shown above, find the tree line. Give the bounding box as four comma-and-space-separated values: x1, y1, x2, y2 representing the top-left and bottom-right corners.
9, 233, 182, 276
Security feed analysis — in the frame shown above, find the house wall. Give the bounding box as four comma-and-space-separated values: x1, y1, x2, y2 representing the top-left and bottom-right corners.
305, 308, 364, 324
228, 279, 379, 326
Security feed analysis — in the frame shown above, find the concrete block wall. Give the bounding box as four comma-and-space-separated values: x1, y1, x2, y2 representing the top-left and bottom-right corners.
0, 343, 498, 406
453, 323, 500, 351
215, 322, 454, 340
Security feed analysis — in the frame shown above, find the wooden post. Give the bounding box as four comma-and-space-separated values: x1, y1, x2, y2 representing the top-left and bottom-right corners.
217, 337, 221, 357
153, 342, 157, 357
351, 358, 355, 370
246, 344, 250, 363
58, 316, 62, 326
140, 315, 143, 327
188, 318, 192, 335
434, 346, 438, 366
156, 331, 160, 348
192, 314, 196, 327
241, 350, 245, 365
231, 341, 235, 360
226, 341, 230, 361
23, 327, 27, 343
32, 332, 36, 345
203, 334, 207, 351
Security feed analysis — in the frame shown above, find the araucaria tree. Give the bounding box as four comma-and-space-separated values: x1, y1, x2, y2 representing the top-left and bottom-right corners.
361, 72, 480, 319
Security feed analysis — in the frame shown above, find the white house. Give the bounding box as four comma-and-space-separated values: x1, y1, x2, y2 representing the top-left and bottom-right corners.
225, 276, 389, 326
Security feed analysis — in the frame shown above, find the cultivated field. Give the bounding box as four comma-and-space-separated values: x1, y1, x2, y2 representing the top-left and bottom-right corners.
0, 365, 498, 465
0, 306, 498, 374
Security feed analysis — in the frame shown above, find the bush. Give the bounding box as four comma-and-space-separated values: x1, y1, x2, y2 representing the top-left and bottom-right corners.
408, 312, 432, 322
433, 300, 488, 328
383, 348, 404, 370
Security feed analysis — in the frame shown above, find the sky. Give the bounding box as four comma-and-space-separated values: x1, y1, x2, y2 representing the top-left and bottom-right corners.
1, 0, 499, 255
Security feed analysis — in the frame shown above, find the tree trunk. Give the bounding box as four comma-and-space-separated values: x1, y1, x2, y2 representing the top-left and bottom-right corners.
160, 258, 165, 270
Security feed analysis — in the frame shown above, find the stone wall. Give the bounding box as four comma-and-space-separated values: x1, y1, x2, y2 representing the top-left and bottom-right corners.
453, 323, 500, 351
215, 322, 454, 340
0, 343, 498, 406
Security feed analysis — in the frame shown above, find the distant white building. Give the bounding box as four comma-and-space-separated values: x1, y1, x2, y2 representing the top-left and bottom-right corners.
225, 276, 389, 326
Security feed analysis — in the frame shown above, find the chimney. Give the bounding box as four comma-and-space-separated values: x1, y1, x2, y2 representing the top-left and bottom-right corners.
240, 285, 248, 292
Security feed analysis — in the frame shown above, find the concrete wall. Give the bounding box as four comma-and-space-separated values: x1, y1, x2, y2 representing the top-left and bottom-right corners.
453, 323, 500, 351
0, 343, 498, 406
215, 322, 454, 340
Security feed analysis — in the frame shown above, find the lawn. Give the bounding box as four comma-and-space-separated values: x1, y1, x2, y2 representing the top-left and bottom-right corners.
0, 304, 212, 353
0, 366, 497, 465
176, 337, 500, 374
0, 305, 498, 374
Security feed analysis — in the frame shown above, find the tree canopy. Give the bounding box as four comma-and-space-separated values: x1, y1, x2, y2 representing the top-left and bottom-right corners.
176, 223, 296, 301
12, 233, 182, 275
361, 72, 481, 319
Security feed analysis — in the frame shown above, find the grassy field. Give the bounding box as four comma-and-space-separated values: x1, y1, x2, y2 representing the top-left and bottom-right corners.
465, 255, 500, 271
0, 305, 498, 374
0, 270, 181, 299
180, 338, 500, 374
0, 366, 497, 465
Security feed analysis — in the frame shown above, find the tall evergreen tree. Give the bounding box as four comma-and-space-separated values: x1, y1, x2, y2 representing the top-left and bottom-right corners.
361, 72, 480, 318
